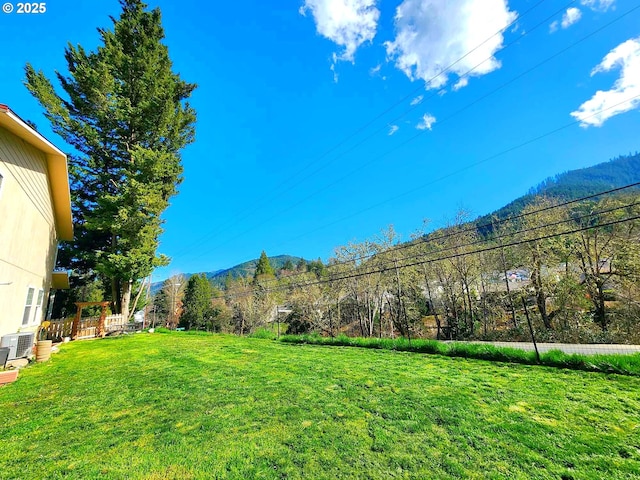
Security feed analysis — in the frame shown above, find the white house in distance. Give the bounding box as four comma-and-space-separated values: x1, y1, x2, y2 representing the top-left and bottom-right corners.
0, 103, 73, 344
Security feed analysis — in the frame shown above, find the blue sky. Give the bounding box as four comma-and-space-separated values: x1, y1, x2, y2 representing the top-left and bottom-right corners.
1, 0, 639, 282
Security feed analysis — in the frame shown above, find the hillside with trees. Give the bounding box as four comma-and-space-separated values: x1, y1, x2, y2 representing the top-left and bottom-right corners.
150, 254, 306, 295
153, 153, 640, 345
478, 152, 640, 224
213, 254, 305, 286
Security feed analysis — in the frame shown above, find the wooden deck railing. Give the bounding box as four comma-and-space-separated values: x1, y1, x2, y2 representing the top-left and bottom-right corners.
46, 314, 139, 340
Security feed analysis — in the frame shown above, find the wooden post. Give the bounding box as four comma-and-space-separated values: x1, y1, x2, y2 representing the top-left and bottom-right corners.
71, 304, 83, 340
73, 301, 111, 340
522, 297, 540, 363
97, 302, 108, 338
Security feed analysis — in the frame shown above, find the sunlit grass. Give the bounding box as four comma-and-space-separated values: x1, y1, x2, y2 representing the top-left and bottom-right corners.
280, 333, 640, 376
1, 332, 639, 479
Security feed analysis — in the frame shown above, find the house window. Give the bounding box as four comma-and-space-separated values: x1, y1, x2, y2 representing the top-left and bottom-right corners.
22, 287, 35, 326
33, 289, 45, 324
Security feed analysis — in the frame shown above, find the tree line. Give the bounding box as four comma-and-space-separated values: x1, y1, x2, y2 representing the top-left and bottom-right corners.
155, 194, 640, 344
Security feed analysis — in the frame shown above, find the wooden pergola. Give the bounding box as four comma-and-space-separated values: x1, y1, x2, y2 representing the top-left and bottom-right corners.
72, 301, 110, 340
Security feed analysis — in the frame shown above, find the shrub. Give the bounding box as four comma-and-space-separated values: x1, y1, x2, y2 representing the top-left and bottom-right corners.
249, 328, 277, 340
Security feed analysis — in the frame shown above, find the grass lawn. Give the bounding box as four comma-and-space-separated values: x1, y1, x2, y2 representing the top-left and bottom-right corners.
1, 332, 639, 479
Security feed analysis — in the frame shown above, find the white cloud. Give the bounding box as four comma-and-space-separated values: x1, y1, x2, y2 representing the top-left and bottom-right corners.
384, 0, 517, 90
416, 113, 437, 131
580, 0, 615, 12
452, 77, 469, 91
388, 125, 399, 135
301, 0, 380, 73
571, 37, 640, 127
330, 61, 339, 82
551, 7, 582, 33
562, 7, 582, 28
369, 64, 381, 76
410, 95, 423, 106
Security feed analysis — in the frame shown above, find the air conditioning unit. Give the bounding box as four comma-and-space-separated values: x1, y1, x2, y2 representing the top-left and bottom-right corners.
0, 332, 35, 360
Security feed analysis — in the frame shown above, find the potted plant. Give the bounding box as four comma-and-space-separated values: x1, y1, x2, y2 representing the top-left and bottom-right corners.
36, 321, 52, 363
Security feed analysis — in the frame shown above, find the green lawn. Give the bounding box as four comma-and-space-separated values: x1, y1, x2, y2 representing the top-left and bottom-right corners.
1, 333, 639, 479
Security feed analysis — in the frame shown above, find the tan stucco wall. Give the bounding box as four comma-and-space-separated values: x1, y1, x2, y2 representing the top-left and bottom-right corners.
0, 127, 58, 338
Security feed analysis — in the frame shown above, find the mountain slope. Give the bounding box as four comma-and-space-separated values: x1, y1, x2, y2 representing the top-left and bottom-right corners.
154, 153, 639, 293
478, 152, 640, 224
152, 255, 305, 293
208, 255, 305, 285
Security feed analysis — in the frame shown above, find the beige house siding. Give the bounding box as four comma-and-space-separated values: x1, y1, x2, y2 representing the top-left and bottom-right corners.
0, 126, 58, 338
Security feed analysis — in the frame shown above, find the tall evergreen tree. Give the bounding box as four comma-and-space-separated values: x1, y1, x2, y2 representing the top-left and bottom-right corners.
296, 258, 307, 272
282, 259, 295, 271
254, 251, 275, 281
307, 258, 327, 278
181, 274, 212, 330
24, 0, 196, 320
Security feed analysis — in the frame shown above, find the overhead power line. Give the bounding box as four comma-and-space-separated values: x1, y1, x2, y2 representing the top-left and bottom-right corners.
254, 1, 574, 204
169, 0, 556, 259
338, 182, 640, 268
271, 91, 640, 252
222, 196, 640, 292
219, 212, 640, 300
180, 3, 640, 264
322, 215, 640, 289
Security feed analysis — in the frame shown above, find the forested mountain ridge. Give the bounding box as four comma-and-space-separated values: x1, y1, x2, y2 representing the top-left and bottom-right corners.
156, 153, 638, 292
152, 255, 305, 293
477, 153, 640, 224
154, 152, 640, 343
209, 255, 306, 285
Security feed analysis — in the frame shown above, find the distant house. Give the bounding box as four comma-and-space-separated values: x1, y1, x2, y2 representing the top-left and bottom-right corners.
0, 104, 73, 341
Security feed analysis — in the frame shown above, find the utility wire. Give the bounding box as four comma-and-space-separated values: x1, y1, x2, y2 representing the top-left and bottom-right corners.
327, 182, 640, 269
272, 90, 640, 252
182, 88, 640, 279
218, 205, 640, 300
222, 197, 640, 292
216, 182, 640, 288
328, 216, 640, 288
169, 0, 554, 258
219, 213, 640, 299
253, 1, 573, 205
371, 200, 640, 272
180, 3, 639, 263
